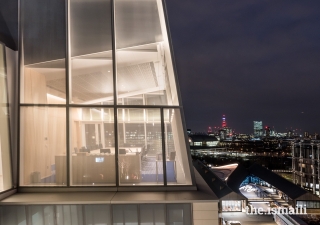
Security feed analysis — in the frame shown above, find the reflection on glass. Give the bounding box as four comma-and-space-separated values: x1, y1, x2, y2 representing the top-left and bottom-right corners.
29, 206, 55, 224
118, 108, 163, 185
167, 204, 191, 225
84, 205, 111, 225
164, 109, 192, 185
20, 107, 67, 186
0, 206, 26, 225
140, 204, 165, 225
21, 0, 66, 104
70, 0, 113, 105
56, 205, 83, 225
70, 108, 115, 186
115, 0, 179, 106
113, 205, 138, 225
0, 44, 12, 192
1, 204, 192, 224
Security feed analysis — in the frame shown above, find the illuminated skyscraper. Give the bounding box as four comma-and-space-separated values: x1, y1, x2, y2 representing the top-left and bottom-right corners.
253, 121, 263, 137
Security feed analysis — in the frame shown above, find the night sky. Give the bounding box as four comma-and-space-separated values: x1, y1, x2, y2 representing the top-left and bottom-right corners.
166, 0, 320, 134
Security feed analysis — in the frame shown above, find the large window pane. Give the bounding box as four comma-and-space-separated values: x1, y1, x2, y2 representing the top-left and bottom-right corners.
56, 205, 83, 225
113, 205, 138, 225
0, 206, 26, 225
84, 205, 111, 225
164, 109, 192, 185
70, 0, 113, 105
167, 204, 191, 225
21, 0, 66, 104
0, 44, 12, 192
118, 108, 163, 185
27, 206, 55, 225
140, 204, 165, 225
20, 107, 66, 186
115, 0, 179, 106
70, 108, 115, 186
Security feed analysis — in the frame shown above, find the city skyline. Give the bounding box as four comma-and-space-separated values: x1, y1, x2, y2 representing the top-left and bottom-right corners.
192, 115, 318, 135
166, 0, 320, 134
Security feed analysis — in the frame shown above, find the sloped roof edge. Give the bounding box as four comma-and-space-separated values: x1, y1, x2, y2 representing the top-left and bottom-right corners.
193, 160, 239, 199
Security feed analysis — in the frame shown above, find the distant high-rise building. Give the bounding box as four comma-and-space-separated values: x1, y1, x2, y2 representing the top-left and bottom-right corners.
265, 126, 271, 137
304, 131, 309, 138
219, 127, 232, 140
253, 121, 263, 137
219, 129, 226, 140
222, 115, 227, 128
207, 126, 213, 134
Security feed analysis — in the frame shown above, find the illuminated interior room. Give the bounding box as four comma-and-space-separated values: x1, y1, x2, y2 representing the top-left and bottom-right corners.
0, 1, 219, 224
19, 0, 191, 187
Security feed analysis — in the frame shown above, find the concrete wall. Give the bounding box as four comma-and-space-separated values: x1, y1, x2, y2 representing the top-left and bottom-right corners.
193, 202, 219, 225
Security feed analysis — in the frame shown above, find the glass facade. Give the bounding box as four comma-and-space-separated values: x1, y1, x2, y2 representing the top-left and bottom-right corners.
70, 0, 114, 105
115, 0, 179, 106
19, 0, 192, 187
0, 44, 13, 192
164, 109, 191, 185
70, 107, 115, 186
0, 204, 191, 225
20, 0, 67, 104
118, 108, 163, 185
20, 107, 67, 186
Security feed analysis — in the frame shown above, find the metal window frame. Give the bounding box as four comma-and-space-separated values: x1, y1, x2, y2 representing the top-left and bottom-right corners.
17, 0, 196, 190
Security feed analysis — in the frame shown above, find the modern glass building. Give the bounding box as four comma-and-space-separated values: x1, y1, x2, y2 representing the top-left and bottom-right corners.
0, 0, 218, 224
253, 121, 263, 137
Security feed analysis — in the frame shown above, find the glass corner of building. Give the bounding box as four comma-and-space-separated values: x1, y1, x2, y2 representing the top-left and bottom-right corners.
0, 43, 13, 194
18, 0, 193, 188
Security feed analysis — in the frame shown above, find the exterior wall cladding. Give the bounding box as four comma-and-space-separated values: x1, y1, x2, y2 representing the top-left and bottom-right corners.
0, 0, 219, 224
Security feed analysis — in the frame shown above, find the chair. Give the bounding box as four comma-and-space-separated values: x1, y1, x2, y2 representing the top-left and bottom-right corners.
167, 151, 176, 182
80, 147, 90, 153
